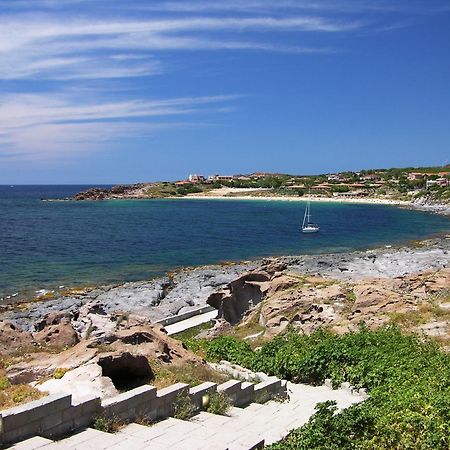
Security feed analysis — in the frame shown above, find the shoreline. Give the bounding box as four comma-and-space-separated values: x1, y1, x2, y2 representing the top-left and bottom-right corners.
72, 192, 449, 215
2, 226, 450, 306
2, 195, 449, 303
182, 193, 450, 216
2, 235, 449, 331
183, 194, 411, 206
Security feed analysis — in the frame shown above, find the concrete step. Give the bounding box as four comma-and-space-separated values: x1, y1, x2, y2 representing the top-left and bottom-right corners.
120, 416, 263, 450
12, 380, 364, 450
190, 411, 235, 426
8, 436, 53, 450
119, 418, 206, 448
40, 427, 148, 450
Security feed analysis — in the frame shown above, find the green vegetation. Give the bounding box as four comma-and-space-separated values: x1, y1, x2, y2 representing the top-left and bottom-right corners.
186, 326, 450, 449
0, 361, 45, 409
151, 360, 230, 390
0, 376, 10, 390
171, 322, 211, 342
0, 383, 44, 409
206, 391, 231, 416
92, 415, 125, 433
144, 182, 211, 198
173, 392, 196, 420
53, 367, 69, 379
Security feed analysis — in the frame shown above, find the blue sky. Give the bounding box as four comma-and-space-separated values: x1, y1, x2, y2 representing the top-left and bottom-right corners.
0, 0, 449, 184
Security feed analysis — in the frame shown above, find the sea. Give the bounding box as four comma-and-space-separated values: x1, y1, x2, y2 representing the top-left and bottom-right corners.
0, 185, 449, 300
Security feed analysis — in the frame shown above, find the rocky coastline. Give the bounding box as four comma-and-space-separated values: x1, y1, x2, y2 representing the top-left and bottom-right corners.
1, 236, 449, 338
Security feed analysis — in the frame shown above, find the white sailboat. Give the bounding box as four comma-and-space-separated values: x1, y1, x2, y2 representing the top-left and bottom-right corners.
302, 197, 320, 233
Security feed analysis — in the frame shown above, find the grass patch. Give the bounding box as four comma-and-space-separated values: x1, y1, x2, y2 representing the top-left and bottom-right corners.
53, 368, 69, 379
92, 415, 125, 433
172, 322, 212, 342
231, 304, 266, 343
0, 383, 45, 410
343, 287, 356, 303
151, 360, 230, 390
389, 309, 430, 327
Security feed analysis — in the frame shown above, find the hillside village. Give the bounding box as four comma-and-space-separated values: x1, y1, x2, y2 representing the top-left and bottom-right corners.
73, 166, 450, 204
151, 166, 450, 201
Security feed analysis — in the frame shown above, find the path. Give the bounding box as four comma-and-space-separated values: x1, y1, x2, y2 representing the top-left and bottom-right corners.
164, 309, 218, 335
10, 382, 364, 450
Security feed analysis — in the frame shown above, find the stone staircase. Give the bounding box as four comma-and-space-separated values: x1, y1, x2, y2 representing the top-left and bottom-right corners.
9, 382, 364, 450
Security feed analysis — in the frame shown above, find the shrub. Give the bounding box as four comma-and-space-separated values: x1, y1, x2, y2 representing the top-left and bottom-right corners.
205, 336, 254, 367
0, 376, 10, 390
206, 392, 231, 416
92, 415, 124, 433
173, 393, 196, 420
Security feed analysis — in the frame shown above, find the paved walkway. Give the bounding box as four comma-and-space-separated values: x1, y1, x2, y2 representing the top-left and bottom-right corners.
10, 382, 364, 450
164, 309, 218, 335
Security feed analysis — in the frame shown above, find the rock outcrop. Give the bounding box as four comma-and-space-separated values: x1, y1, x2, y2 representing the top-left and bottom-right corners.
6, 316, 203, 402
34, 312, 79, 347
206, 266, 450, 341
2, 262, 257, 333
73, 183, 152, 201
0, 321, 35, 353
1, 238, 449, 402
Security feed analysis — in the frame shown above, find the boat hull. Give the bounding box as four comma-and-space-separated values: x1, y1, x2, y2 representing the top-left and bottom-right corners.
302, 226, 320, 233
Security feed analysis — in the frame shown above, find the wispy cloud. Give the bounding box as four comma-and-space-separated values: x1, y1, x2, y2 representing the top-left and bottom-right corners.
0, 14, 362, 80
0, 93, 237, 161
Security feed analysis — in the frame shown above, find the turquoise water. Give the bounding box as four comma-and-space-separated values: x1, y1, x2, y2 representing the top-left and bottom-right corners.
0, 185, 449, 299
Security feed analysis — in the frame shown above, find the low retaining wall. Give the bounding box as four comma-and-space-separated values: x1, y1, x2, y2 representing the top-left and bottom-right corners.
0, 376, 287, 447
156, 306, 216, 327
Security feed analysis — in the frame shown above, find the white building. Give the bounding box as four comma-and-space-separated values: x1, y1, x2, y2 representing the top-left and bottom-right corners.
188, 174, 206, 183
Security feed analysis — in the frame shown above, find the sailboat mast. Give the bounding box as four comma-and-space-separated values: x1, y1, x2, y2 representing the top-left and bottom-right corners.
302, 202, 308, 228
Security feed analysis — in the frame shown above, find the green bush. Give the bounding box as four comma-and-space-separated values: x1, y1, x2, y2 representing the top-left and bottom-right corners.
205, 336, 254, 366
0, 376, 10, 390
92, 415, 122, 433
189, 326, 450, 449
173, 393, 196, 420
206, 392, 231, 416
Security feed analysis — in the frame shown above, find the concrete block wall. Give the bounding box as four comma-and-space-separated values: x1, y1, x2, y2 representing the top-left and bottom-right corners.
189, 381, 217, 409
254, 378, 283, 404
0, 393, 102, 447
0, 375, 286, 447
101, 385, 158, 421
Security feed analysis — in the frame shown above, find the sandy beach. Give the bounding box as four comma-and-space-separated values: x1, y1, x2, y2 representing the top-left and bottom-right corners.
184, 187, 412, 206
186, 194, 412, 206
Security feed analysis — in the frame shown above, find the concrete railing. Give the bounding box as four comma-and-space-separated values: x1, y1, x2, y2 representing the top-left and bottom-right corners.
0, 376, 287, 447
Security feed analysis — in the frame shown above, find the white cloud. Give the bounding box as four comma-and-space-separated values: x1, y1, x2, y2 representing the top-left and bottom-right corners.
0, 13, 361, 80
0, 93, 238, 161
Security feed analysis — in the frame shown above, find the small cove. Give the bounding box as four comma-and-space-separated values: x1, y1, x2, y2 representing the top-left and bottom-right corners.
0, 185, 449, 299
